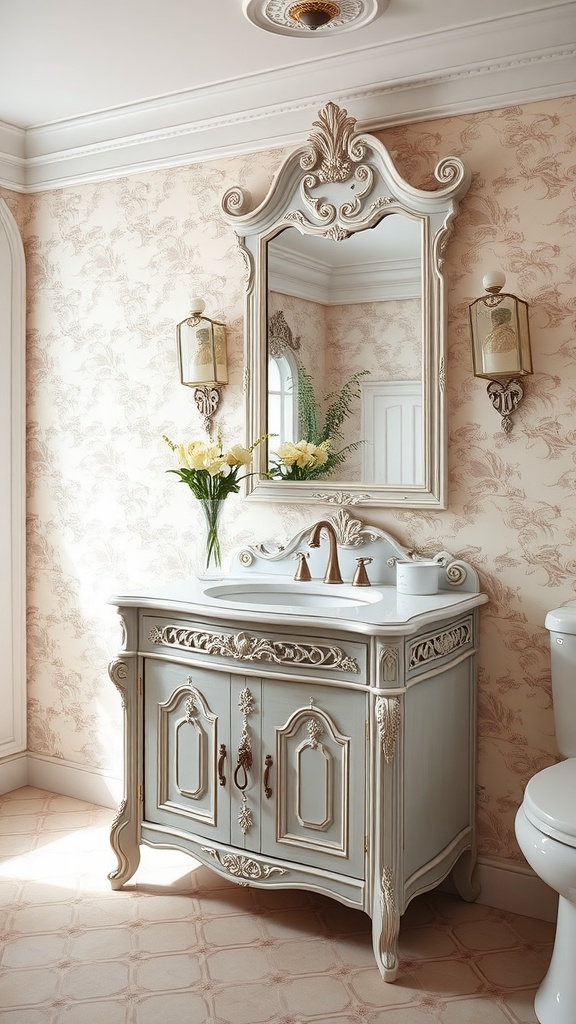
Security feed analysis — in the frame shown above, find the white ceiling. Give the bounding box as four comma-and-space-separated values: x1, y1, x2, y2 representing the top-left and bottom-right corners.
1, 0, 574, 192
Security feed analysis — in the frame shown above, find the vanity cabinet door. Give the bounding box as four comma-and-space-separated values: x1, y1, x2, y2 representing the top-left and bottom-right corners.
259, 682, 367, 879
143, 659, 232, 845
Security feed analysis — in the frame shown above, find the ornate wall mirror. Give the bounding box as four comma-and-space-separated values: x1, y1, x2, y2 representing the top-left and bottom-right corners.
221, 102, 470, 508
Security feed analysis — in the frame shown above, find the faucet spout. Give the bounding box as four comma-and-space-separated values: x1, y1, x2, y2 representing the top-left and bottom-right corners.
308, 520, 343, 584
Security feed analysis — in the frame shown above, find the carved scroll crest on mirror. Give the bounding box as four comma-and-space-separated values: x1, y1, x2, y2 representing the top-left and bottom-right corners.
221, 101, 471, 508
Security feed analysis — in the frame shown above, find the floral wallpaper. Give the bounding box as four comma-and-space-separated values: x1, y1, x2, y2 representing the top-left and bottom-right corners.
2, 95, 575, 868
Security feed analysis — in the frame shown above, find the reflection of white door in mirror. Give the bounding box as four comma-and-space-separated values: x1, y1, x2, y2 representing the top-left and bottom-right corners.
361, 381, 422, 485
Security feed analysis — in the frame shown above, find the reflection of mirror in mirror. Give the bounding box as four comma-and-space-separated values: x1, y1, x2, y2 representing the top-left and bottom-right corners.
267, 214, 424, 485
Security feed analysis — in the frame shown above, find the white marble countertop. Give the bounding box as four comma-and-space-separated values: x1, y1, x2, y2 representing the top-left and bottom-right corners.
109, 575, 489, 637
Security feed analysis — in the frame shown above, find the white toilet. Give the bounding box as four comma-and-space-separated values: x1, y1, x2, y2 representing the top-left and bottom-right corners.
515, 607, 576, 1024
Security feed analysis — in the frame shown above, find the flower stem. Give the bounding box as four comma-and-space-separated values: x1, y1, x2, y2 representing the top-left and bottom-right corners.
200, 497, 223, 570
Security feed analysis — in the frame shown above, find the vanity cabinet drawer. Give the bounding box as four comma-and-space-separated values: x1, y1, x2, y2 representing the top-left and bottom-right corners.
404, 614, 475, 682
141, 613, 368, 685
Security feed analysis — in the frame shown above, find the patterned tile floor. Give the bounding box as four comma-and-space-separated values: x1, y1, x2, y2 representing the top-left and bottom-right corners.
0, 787, 554, 1024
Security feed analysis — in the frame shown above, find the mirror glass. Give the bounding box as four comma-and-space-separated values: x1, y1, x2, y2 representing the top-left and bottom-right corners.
221, 101, 470, 508
266, 214, 423, 486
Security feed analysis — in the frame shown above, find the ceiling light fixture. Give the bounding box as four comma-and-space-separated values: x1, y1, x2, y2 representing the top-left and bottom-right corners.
243, 0, 390, 37
288, 1, 340, 30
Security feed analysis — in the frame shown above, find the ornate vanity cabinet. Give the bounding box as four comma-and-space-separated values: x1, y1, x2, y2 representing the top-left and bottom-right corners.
108, 514, 487, 981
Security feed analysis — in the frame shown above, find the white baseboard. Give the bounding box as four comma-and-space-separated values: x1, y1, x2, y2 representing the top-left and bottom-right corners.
438, 856, 557, 921
474, 856, 558, 923
0, 755, 560, 923
440, 856, 559, 923
0, 751, 121, 809
26, 753, 121, 809
0, 752, 28, 795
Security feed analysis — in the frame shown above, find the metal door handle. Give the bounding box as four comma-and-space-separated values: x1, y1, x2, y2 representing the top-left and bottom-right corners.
263, 753, 273, 798
234, 737, 252, 791
217, 743, 226, 787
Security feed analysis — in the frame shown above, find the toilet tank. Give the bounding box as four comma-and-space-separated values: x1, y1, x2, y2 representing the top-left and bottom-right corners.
545, 607, 576, 758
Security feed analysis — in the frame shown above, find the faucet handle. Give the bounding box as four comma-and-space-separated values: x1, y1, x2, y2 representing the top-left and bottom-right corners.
293, 551, 312, 582
352, 557, 373, 587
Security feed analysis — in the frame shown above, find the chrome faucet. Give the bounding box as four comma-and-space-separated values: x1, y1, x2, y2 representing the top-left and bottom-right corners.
308, 520, 343, 584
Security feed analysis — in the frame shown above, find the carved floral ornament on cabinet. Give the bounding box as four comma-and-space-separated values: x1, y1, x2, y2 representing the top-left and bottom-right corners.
221, 101, 471, 509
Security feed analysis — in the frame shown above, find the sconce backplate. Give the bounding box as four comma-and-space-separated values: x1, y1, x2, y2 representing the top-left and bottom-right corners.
486, 378, 524, 434
194, 386, 222, 436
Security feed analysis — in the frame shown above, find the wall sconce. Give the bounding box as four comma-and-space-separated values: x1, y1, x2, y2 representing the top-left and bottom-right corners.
468, 271, 533, 433
176, 298, 228, 435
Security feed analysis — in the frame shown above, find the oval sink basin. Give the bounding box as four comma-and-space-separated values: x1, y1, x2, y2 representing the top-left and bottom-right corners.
204, 582, 382, 609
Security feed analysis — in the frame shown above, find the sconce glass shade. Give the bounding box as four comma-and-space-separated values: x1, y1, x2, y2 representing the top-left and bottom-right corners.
176, 300, 228, 389
469, 291, 532, 380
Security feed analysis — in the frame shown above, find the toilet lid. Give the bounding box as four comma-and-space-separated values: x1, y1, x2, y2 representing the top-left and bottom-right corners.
524, 760, 576, 848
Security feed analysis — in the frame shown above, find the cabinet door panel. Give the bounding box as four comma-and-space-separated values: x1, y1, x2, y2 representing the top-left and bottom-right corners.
144, 659, 231, 844
261, 683, 366, 878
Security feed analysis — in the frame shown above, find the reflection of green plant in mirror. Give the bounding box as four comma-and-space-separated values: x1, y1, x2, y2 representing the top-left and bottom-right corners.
268, 366, 369, 480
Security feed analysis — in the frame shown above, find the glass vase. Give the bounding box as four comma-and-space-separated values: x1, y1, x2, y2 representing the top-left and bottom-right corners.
197, 497, 226, 579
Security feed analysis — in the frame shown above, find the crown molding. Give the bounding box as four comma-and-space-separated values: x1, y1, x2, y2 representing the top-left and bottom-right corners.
1, 6, 574, 193
0, 122, 26, 192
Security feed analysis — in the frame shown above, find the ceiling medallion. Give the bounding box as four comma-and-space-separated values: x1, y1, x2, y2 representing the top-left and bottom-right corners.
243, 0, 390, 36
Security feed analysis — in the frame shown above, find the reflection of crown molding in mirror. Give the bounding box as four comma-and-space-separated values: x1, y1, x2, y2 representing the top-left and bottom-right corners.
221, 100, 471, 509
267, 244, 422, 303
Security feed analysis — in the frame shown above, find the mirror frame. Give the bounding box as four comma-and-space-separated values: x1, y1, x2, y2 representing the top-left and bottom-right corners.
221, 102, 470, 508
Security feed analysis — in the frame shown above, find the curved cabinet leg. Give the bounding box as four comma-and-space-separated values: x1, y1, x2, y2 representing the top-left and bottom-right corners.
108, 798, 141, 889
373, 866, 400, 982
108, 647, 141, 890
452, 847, 480, 902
